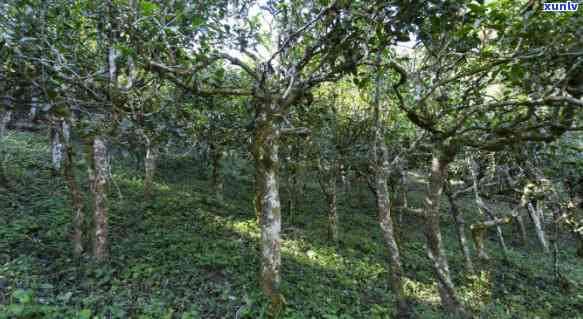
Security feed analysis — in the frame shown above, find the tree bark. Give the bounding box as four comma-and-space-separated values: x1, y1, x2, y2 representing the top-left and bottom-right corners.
469, 158, 508, 260
144, 139, 158, 201
527, 202, 550, 253
252, 109, 284, 318
514, 211, 528, 247
370, 52, 410, 317
210, 143, 224, 201
91, 136, 109, 261
445, 189, 474, 273
0, 110, 12, 189
375, 169, 409, 317
0, 110, 11, 138
60, 120, 85, 256
50, 123, 64, 175
424, 144, 468, 317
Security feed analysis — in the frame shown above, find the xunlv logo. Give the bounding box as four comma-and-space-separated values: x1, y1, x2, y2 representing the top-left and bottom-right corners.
543, 1, 580, 11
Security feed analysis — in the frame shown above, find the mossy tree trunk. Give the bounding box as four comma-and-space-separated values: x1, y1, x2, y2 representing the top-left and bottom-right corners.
88, 136, 109, 262
424, 144, 468, 317
252, 107, 284, 318
60, 119, 85, 256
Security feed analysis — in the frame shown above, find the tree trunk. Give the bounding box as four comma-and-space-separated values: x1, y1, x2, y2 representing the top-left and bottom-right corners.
424, 145, 468, 316
324, 180, 338, 242
252, 110, 284, 318
445, 190, 474, 273
375, 170, 409, 317
0, 110, 12, 189
0, 110, 11, 138
210, 144, 224, 201
527, 202, 550, 253
514, 210, 528, 246
469, 158, 508, 260
50, 123, 64, 175
144, 140, 158, 200
577, 237, 583, 258
91, 136, 109, 261
60, 120, 85, 256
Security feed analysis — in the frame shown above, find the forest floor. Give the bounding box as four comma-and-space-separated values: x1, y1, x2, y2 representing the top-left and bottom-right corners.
1, 130, 582, 319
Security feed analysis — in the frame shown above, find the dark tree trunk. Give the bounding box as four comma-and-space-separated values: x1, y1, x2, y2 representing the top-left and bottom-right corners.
60, 120, 85, 256
424, 144, 468, 317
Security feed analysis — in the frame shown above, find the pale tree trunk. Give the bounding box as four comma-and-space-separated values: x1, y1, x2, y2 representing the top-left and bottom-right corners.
527, 202, 550, 253
515, 212, 528, 247
210, 143, 224, 201
375, 168, 409, 317
424, 144, 468, 317
252, 109, 284, 317
445, 187, 474, 274
144, 138, 158, 201
370, 54, 410, 317
91, 136, 109, 261
60, 120, 84, 256
50, 123, 64, 175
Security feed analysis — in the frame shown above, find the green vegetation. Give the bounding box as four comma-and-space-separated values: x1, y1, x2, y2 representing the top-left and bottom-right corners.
2, 131, 581, 319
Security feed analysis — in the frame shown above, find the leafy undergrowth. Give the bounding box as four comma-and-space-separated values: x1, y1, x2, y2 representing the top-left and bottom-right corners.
1, 131, 582, 318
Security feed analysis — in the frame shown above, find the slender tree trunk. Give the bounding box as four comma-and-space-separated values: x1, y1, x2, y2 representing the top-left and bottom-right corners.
424, 145, 468, 317
210, 144, 224, 201
370, 53, 409, 317
252, 109, 284, 317
514, 212, 528, 247
323, 177, 339, 242
576, 237, 583, 258
445, 189, 474, 273
50, 123, 64, 175
91, 136, 109, 261
0, 110, 11, 138
60, 120, 85, 256
144, 139, 158, 200
527, 202, 550, 253
375, 170, 409, 317
469, 158, 508, 260
0, 110, 12, 189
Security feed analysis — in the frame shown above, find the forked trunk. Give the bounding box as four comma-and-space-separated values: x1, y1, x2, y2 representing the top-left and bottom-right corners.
60, 120, 85, 256
527, 202, 550, 253
424, 145, 468, 317
252, 110, 284, 318
91, 136, 109, 261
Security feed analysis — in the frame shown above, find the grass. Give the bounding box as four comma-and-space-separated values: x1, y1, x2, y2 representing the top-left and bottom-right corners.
0, 130, 582, 318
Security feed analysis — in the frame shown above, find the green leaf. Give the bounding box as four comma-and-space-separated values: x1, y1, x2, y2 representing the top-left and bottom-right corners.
140, 1, 159, 16
79, 309, 92, 319
12, 289, 32, 304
